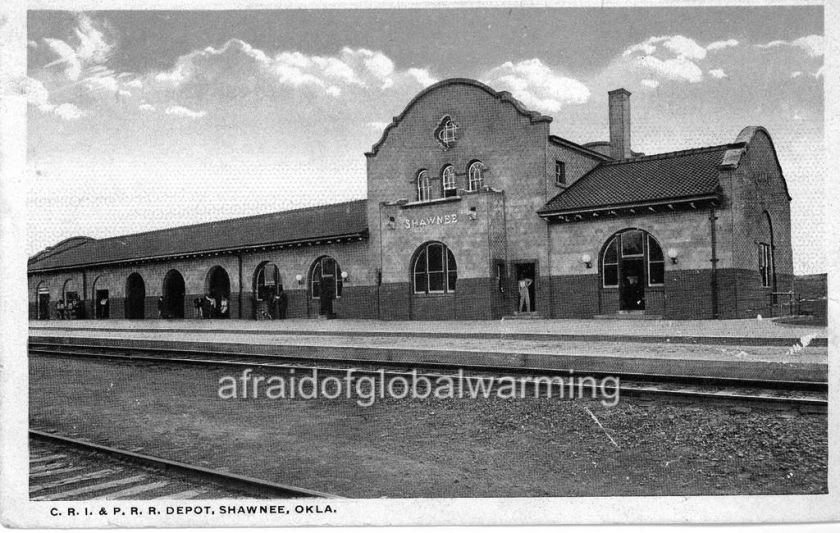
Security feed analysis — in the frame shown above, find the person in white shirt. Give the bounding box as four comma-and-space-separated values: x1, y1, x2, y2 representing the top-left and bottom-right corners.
518, 276, 533, 313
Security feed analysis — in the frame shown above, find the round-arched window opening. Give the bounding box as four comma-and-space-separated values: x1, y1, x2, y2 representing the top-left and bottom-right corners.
417, 170, 431, 202
442, 165, 457, 198
412, 242, 457, 294
468, 161, 485, 191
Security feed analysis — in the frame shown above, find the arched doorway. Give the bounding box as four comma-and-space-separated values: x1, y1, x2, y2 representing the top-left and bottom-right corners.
600, 229, 665, 312
310, 256, 343, 318
254, 262, 281, 319
35, 282, 50, 320
162, 269, 186, 319
125, 273, 146, 319
92, 276, 110, 319
205, 266, 231, 319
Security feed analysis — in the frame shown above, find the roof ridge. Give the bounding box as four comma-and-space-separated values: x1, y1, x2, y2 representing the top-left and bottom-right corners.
72, 199, 368, 247
600, 143, 736, 165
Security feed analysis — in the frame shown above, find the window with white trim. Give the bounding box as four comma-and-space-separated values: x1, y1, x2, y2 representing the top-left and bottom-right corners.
416, 170, 430, 202
413, 242, 457, 294
600, 229, 665, 288
442, 165, 457, 198
555, 160, 566, 186
468, 161, 484, 191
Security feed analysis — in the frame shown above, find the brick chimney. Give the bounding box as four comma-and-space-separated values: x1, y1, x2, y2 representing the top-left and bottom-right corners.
608, 88, 632, 160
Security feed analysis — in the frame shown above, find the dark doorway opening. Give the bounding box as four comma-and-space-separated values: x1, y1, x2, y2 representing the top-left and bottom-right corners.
125, 273, 146, 319
37, 289, 50, 320
205, 266, 231, 319
95, 289, 110, 319
620, 259, 645, 311
515, 263, 536, 313
162, 269, 186, 319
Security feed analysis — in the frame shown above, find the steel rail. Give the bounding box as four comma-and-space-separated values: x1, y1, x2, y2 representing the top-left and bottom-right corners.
29, 344, 827, 409
29, 430, 343, 499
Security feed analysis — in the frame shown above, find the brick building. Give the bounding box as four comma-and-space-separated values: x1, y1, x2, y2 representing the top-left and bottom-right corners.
28, 78, 793, 321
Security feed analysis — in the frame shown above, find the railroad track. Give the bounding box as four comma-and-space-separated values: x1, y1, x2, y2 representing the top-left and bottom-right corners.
29, 430, 341, 500
29, 341, 827, 411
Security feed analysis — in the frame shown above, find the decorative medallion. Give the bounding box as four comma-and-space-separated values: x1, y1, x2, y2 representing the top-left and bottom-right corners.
434, 115, 458, 151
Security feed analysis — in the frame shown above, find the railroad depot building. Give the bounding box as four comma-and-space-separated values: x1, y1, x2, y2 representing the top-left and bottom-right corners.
28, 78, 793, 321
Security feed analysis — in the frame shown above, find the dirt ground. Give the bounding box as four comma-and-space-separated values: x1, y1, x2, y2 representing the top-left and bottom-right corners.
29, 355, 827, 498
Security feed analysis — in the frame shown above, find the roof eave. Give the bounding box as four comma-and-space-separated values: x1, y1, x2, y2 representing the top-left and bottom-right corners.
27, 229, 369, 274
538, 194, 721, 219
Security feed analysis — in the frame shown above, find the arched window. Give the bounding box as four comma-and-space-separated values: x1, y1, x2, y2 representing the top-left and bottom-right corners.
413, 242, 457, 294
601, 229, 665, 289
416, 170, 430, 202
441, 165, 457, 198
254, 262, 280, 301
310, 256, 343, 299
468, 161, 485, 191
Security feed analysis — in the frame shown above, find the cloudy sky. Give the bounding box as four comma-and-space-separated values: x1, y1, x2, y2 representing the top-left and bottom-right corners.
26, 7, 824, 273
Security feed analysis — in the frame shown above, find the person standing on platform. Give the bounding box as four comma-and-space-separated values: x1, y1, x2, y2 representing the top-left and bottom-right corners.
518, 275, 533, 314
276, 286, 288, 319
194, 298, 202, 319
57, 299, 65, 320
157, 296, 164, 318
220, 296, 229, 318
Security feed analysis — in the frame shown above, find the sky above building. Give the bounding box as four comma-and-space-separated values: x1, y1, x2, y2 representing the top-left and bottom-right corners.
26, 7, 825, 273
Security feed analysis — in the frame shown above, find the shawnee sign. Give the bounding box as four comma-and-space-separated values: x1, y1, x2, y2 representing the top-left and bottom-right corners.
403, 213, 459, 229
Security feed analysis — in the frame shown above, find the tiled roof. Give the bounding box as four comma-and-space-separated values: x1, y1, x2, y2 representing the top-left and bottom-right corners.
28, 200, 368, 272
539, 145, 730, 216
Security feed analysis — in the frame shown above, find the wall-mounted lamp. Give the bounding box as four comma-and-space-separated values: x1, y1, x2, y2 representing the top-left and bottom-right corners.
387, 216, 396, 230
667, 248, 679, 264
468, 206, 477, 221
295, 274, 304, 285
341, 271, 350, 283
580, 253, 592, 269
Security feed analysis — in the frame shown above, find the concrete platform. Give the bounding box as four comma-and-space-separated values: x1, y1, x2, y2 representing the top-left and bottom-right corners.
30, 317, 828, 345
30, 319, 828, 383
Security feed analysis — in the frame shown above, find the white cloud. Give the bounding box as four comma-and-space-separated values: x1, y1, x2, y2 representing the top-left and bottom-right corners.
640, 78, 660, 89
624, 35, 707, 61
138, 103, 156, 112
22, 77, 54, 112
757, 35, 823, 57
54, 103, 84, 120
84, 75, 119, 93
164, 105, 207, 119
125, 79, 143, 89
622, 35, 709, 83
708, 69, 728, 79
148, 39, 435, 100
482, 58, 589, 113
706, 39, 739, 52
367, 121, 389, 130
791, 71, 803, 78
73, 13, 114, 65
406, 68, 438, 88
41, 37, 82, 80
633, 55, 704, 83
